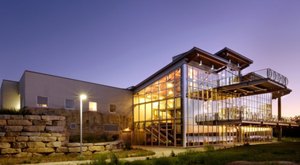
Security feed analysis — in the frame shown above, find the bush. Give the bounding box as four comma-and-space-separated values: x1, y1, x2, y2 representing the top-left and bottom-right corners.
109, 152, 119, 165
124, 141, 132, 150
112, 134, 119, 141
153, 157, 173, 165
204, 144, 215, 152
170, 150, 176, 157
90, 154, 108, 165
0, 108, 31, 115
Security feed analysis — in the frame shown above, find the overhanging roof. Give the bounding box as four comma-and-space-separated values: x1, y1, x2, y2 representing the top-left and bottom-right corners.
133, 47, 229, 91
215, 47, 253, 70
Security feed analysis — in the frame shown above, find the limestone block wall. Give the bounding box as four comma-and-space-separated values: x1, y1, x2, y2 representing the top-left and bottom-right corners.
0, 115, 67, 157
0, 114, 124, 157
65, 141, 123, 155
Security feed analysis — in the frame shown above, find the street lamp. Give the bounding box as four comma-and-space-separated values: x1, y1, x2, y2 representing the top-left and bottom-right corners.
80, 94, 87, 155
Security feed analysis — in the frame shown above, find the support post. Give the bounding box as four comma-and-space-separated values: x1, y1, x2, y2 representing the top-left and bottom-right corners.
278, 97, 282, 141
182, 64, 187, 147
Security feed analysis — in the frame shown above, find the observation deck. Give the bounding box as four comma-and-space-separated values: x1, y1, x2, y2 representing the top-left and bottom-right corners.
217, 68, 291, 99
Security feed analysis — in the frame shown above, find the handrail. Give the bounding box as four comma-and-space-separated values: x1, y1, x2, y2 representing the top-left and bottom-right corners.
248, 68, 288, 86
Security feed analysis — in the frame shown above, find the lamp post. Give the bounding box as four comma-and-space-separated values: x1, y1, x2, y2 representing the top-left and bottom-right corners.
80, 94, 87, 156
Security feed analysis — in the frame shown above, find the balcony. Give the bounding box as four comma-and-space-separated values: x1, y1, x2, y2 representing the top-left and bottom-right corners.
243, 68, 288, 87
195, 112, 298, 127
217, 68, 291, 99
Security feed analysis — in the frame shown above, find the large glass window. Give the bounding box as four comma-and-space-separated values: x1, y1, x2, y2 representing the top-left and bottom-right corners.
133, 68, 181, 146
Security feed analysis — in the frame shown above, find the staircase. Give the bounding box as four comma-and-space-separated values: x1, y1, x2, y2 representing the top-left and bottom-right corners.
145, 123, 176, 146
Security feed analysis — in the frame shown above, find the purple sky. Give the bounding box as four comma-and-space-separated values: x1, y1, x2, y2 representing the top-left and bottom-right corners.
0, 0, 299, 117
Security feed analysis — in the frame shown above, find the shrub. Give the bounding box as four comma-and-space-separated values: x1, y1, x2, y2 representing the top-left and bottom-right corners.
170, 150, 176, 157
153, 157, 173, 165
204, 144, 215, 152
91, 154, 108, 165
109, 152, 119, 165
112, 134, 119, 141
124, 141, 132, 150
0, 108, 31, 115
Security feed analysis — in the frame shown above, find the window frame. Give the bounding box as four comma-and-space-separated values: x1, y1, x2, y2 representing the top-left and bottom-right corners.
109, 104, 116, 113
36, 96, 48, 108
65, 99, 75, 110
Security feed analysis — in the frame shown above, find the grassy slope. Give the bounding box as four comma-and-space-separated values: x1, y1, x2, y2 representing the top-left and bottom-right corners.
127, 142, 300, 165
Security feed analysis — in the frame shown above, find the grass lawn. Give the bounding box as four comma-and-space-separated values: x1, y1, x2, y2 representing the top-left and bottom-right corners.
0, 149, 155, 165
122, 142, 300, 165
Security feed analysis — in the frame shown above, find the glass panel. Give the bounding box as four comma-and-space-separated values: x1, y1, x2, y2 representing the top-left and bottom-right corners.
145, 103, 151, 120
139, 104, 145, 121
134, 105, 139, 122
89, 101, 97, 111
167, 99, 174, 109
133, 68, 182, 146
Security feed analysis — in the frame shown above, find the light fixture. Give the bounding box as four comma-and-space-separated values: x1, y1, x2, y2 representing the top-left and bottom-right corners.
199, 60, 202, 66
123, 127, 131, 132
79, 94, 87, 156
211, 65, 214, 70
80, 94, 87, 100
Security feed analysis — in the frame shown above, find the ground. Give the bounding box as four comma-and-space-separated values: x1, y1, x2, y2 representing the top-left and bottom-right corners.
0, 139, 300, 165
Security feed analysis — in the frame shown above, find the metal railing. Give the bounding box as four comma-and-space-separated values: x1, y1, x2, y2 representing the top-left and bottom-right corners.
249, 68, 288, 86
195, 112, 297, 124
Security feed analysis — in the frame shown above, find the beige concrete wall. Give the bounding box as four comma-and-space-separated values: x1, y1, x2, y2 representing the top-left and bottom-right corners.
22, 71, 132, 115
0, 80, 20, 109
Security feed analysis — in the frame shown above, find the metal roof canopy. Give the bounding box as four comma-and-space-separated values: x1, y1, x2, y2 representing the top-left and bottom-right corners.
185, 47, 228, 70
215, 47, 253, 70
217, 78, 291, 99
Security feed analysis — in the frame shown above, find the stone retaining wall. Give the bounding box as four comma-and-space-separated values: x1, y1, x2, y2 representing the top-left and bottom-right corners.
65, 141, 123, 156
0, 115, 68, 157
0, 114, 123, 157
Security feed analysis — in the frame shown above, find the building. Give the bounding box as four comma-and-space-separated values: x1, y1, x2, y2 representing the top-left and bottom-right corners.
0, 70, 132, 115
0, 47, 295, 147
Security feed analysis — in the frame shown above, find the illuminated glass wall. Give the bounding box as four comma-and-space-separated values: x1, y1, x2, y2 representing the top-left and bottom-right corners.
185, 64, 273, 146
133, 63, 273, 147
133, 68, 181, 146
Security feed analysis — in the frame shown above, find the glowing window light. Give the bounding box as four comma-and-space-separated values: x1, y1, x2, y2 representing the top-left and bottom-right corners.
89, 101, 97, 111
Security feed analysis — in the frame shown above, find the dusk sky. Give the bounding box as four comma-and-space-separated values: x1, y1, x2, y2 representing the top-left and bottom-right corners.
0, 0, 299, 117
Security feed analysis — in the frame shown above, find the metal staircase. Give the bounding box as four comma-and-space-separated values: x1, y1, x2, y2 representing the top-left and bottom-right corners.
145, 123, 176, 146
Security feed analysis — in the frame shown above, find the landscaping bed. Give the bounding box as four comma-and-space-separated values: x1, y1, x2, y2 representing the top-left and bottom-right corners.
0, 148, 155, 165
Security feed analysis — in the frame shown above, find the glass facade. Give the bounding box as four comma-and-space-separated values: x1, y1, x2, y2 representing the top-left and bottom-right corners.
133, 63, 274, 147
185, 65, 273, 146
133, 68, 181, 146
